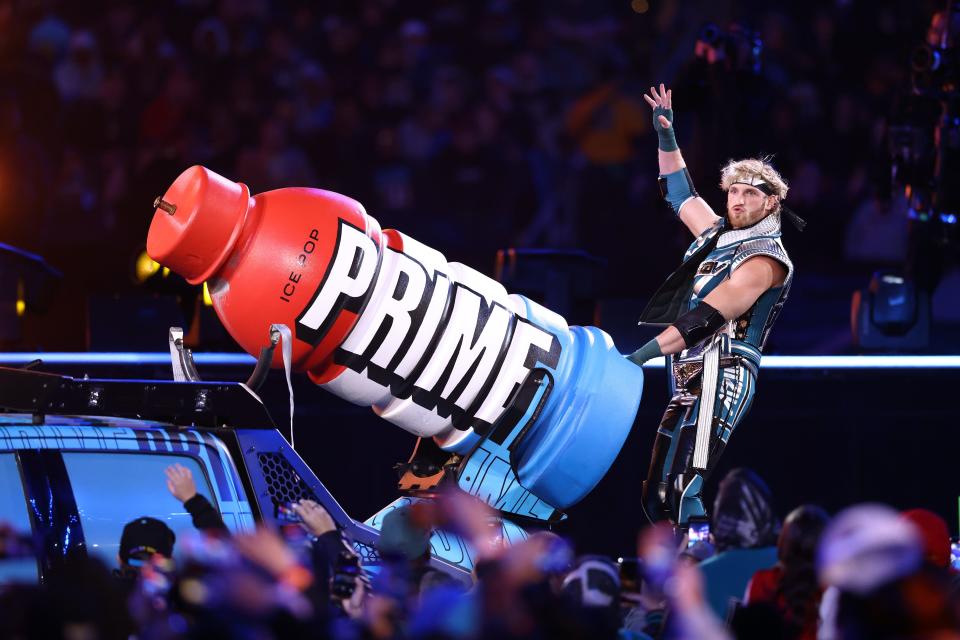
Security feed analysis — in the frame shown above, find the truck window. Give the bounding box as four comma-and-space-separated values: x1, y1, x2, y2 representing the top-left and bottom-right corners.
62, 453, 219, 568
0, 453, 39, 583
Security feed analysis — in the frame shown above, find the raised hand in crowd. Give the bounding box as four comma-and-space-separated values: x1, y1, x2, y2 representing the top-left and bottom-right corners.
164, 463, 197, 503
292, 498, 337, 537
164, 463, 228, 534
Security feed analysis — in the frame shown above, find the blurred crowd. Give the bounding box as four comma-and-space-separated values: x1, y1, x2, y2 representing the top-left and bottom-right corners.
1, 463, 959, 639
0, 0, 945, 313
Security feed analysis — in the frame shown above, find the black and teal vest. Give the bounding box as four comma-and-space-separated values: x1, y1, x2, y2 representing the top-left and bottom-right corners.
639, 211, 793, 369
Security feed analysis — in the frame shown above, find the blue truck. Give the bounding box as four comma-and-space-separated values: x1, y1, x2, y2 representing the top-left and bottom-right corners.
0, 361, 472, 584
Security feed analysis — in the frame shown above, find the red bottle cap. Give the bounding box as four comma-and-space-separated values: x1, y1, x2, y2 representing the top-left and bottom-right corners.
146, 165, 251, 284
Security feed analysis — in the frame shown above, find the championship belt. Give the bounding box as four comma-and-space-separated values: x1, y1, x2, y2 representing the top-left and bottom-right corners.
692, 333, 729, 471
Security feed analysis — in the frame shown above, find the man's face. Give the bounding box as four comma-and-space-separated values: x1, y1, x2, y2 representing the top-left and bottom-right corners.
726, 183, 776, 229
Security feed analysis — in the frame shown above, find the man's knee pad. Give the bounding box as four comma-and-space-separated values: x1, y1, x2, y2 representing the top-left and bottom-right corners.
674, 473, 707, 527
641, 480, 670, 524
644, 473, 698, 527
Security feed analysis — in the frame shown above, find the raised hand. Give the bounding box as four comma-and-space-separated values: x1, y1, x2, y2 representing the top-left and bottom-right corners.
165, 463, 198, 502
642, 83, 723, 238
234, 527, 301, 578
643, 83, 678, 151
643, 83, 673, 130
292, 499, 337, 537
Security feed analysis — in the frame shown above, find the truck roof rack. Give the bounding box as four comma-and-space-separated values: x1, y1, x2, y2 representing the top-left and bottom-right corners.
0, 365, 276, 429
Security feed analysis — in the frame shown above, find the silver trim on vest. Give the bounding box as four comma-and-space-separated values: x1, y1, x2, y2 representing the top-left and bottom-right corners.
716, 210, 782, 248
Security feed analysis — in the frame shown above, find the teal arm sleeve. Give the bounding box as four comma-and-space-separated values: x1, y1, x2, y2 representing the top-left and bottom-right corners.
627, 338, 663, 366
658, 168, 698, 216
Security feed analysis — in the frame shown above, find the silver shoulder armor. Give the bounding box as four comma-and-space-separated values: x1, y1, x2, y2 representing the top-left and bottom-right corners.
731, 237, 794, 285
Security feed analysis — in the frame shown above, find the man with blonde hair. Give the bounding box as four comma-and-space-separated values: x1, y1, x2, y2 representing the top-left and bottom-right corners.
628, 83, 802, 527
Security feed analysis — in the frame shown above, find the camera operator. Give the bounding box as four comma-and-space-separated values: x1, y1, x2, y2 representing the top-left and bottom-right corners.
890, 4, 960, 294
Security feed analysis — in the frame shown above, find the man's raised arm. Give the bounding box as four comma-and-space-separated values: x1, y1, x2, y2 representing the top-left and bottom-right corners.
643, 83, 721, 237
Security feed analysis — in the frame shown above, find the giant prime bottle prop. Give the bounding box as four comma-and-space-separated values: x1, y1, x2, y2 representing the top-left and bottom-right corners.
148, 166, 643, 524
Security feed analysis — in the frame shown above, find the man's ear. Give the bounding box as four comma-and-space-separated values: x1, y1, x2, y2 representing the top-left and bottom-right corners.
765, 195, 778, 211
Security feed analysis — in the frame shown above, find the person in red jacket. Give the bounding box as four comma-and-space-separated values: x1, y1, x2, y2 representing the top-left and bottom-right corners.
744, 505, 830, 640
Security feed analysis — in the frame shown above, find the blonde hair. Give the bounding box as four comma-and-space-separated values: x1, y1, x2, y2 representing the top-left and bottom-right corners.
719, 157, 789, 212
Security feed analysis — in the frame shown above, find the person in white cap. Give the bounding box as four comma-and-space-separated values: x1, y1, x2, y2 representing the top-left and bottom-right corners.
815, 503, 960, 639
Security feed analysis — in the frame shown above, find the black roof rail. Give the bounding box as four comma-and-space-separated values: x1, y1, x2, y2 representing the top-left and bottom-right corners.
0, 365, 277, 429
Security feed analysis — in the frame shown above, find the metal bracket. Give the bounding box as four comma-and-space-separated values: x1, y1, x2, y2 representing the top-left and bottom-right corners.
245, 326, 282, 392
168, 327, 201, 382
169, 325, 282, 394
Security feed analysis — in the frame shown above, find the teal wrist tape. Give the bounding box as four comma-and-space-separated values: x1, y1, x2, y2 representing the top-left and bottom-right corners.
627, 338, 663, 366
653, 106, 678, 151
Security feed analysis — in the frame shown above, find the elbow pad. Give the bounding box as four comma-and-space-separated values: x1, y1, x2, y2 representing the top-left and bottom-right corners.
658, 167, 698, 216
672, 301, 726, 347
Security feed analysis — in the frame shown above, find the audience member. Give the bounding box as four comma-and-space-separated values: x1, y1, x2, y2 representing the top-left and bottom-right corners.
561, 555, 627, 637
697, 468, 780, 621
117, 516, 175, 572
816, 503, 960, 640
742, 504, 830, 639
901, 507, 952, 570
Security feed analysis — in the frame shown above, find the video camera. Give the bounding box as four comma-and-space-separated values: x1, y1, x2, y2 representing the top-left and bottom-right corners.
696, 22, 763, 75
331, 549, 362, 601
889, 4, 960, 278
911, 3, 960, 97
911, 43, 960, 94
856, 4, 960, 349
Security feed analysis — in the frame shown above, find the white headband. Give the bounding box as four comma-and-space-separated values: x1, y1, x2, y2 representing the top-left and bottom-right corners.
731, 174, 776, 196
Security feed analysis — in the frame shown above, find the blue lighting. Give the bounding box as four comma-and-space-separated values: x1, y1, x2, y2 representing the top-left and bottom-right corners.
1, 352, 959, 369
940, 213, 958, 225
0, 352, 257, 365
643, 355, 960, 369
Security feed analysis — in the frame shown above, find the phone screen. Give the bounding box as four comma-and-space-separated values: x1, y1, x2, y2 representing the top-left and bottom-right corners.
687, 519, 710, 547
